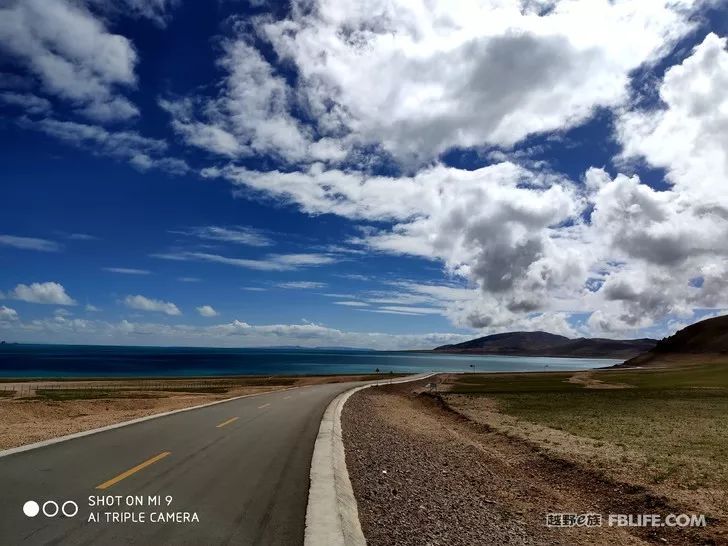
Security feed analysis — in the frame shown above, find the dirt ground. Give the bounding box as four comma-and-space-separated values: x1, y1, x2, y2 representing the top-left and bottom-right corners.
0, 373, 391, 450
342, 381, 726, 546
0, 385, 288, 450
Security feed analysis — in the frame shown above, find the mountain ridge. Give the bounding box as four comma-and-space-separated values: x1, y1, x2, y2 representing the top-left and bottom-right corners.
621, 314, 728, 367
434, 330, 657, 358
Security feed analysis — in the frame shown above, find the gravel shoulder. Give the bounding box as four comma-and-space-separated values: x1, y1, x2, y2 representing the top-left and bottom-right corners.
342, 381, 724, 545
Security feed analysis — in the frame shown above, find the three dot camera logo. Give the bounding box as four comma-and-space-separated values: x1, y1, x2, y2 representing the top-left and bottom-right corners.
23, 500, 78, 518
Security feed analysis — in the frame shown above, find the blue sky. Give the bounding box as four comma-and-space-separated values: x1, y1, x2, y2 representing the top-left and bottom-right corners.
1, 0, 727, 348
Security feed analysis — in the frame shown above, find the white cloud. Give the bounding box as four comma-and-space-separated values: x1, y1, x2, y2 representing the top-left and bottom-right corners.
3, 1, 724, 341
0, 92, 51, 114
196, 305, 219, 317
10, 282, 76, 305
618, 33, 728, 202
160, 41, 346, 164
0, 315, 472, 350
22, 118, 189, 174
173, 225, 273, 247
88, 0, 180, 27
171, 0, 703, 166
85, 304, 100, 312
67, 233, 98, 241
199, 29, 728, 337
277, 281, 326, 289
103, 267, 151, 275
579, 32, 728, 333
177, 277, 201, 283
334, 301, 369, 307
377, 306, 442, 315
209, 161, 584, 317
152, 251, 336, 271
124, 295, 181, 316
0, 0, 139, 121
0, 234, 61, 252
0, 306, 19, 321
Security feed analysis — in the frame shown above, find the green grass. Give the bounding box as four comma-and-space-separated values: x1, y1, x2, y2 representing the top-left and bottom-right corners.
448, 363, 728, 489
599, 362, 728, 389
450, 372, 581, 394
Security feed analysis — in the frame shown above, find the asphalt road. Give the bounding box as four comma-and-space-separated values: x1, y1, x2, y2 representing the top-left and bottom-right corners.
0, 381, 365, 545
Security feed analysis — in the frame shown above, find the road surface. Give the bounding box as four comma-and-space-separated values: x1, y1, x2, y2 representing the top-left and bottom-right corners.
0, 381, 365, 545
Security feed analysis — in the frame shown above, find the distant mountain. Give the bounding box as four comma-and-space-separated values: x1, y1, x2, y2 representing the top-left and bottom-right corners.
434, 331, 657, 358
622, 314, 728, 367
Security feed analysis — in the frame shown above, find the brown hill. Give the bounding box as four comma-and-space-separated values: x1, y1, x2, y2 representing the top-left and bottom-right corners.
434, 331, 656, 359
622, 314, 728, 367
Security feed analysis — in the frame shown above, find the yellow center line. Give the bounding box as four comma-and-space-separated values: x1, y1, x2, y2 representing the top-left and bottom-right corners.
258, 403, 271, 409
95, 451, 171, 490
216, 416, 239, 428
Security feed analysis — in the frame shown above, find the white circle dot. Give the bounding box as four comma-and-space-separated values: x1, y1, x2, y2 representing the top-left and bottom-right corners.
61, 501, 79, 518
42, 501, 59, 518
23, 501, 40, 517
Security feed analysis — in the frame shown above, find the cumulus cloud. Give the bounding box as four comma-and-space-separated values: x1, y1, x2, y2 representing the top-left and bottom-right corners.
618, 33, 728, 201
194, 27, 728, 337
168, 0, 702, 166
4, 0, 725, 341
196, 305, 219, 317
160, 41, 346, 164
579, 32, 728, 333
10, 282, 76, 305
0, 0, 138, 121
209, 161, 585, 317
0, 306, 19, 321
0, 234, 61, 252
124, 295, 181, 316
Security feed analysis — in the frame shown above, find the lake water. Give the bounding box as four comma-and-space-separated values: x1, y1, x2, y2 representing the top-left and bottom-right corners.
0, 344, 622, 378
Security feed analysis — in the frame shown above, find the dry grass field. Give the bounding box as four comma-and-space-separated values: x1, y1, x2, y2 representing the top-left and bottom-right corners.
441, 362, 728, 524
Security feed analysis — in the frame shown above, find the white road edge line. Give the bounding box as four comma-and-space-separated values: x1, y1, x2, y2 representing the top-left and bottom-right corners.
0, 386, 298, 458
304, 373, 436, 546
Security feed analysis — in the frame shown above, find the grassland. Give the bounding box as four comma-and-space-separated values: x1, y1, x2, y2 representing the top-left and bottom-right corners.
443, 362, 728, 519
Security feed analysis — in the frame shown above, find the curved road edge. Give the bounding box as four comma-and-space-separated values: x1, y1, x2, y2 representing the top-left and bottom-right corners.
304, 373, 435, 546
